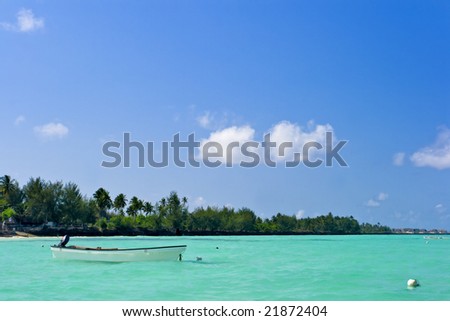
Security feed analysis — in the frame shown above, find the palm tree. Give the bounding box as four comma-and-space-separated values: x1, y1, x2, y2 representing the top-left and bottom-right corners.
0, 175, 17, 202
127, 196, 143, 219
93, 187, 112, 217
154, 198, 168, 230
143, 201, 154, 216
0, 175, 24, 216
113, 193, 127, 216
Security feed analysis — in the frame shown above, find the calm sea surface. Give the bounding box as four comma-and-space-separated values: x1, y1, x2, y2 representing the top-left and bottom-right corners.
0, 235, 449, 301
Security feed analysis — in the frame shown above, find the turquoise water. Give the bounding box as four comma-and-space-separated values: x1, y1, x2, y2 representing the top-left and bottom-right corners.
0, 235, 449, 300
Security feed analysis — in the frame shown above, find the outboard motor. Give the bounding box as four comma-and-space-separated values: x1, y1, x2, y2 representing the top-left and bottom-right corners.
58, 235, 70, 247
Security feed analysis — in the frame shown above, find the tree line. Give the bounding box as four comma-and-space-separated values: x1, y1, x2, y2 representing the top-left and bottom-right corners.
0, 175, 392, 235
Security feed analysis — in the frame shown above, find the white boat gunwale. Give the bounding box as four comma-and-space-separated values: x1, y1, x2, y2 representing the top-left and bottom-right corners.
50, 244, 187, 252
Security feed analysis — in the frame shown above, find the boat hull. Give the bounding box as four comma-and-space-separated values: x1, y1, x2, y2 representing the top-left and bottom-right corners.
50, 245, 186, 262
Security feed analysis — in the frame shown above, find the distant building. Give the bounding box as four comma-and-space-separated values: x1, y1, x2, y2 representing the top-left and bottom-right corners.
392, 227, 448, 234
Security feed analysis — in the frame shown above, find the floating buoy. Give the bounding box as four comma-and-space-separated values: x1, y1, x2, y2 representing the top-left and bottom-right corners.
196, 256, 202, 261
407, 279, 420, 288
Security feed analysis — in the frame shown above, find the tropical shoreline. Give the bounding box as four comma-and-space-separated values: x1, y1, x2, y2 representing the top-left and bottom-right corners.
2, 175, 448, 238
0, 227, 447, 238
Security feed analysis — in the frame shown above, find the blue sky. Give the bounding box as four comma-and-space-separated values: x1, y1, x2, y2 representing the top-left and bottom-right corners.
1, 1, 449, 229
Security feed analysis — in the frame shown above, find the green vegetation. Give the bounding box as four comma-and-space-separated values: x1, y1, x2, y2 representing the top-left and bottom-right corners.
0, 174, 392, 235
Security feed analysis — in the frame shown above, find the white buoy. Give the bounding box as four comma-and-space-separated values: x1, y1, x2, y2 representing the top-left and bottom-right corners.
407, 279, 419, 288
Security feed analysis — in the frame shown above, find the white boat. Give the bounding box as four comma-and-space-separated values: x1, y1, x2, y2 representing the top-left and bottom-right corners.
50, 236, 186, 262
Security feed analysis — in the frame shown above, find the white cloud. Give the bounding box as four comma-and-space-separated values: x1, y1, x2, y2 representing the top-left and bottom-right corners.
199, 125, 255, 165
14, 115, 25, 126
377, 192, 389, 201
268, 120, 334, 162
198, 120, 337, 167
197, 111, 213, 129
393, 152, 405, 166
196, 110, 236, 130
17, 9, 44, 32
0, 22, 13, 31
410, 127, 450, 170
1, 9, 44, 33
435, 204, 447, 214
34, 122, 69, 139
366, 199, 380, 207
365, 192, 388, 207
296, 210, 305, 219
194, 196, 206, 207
